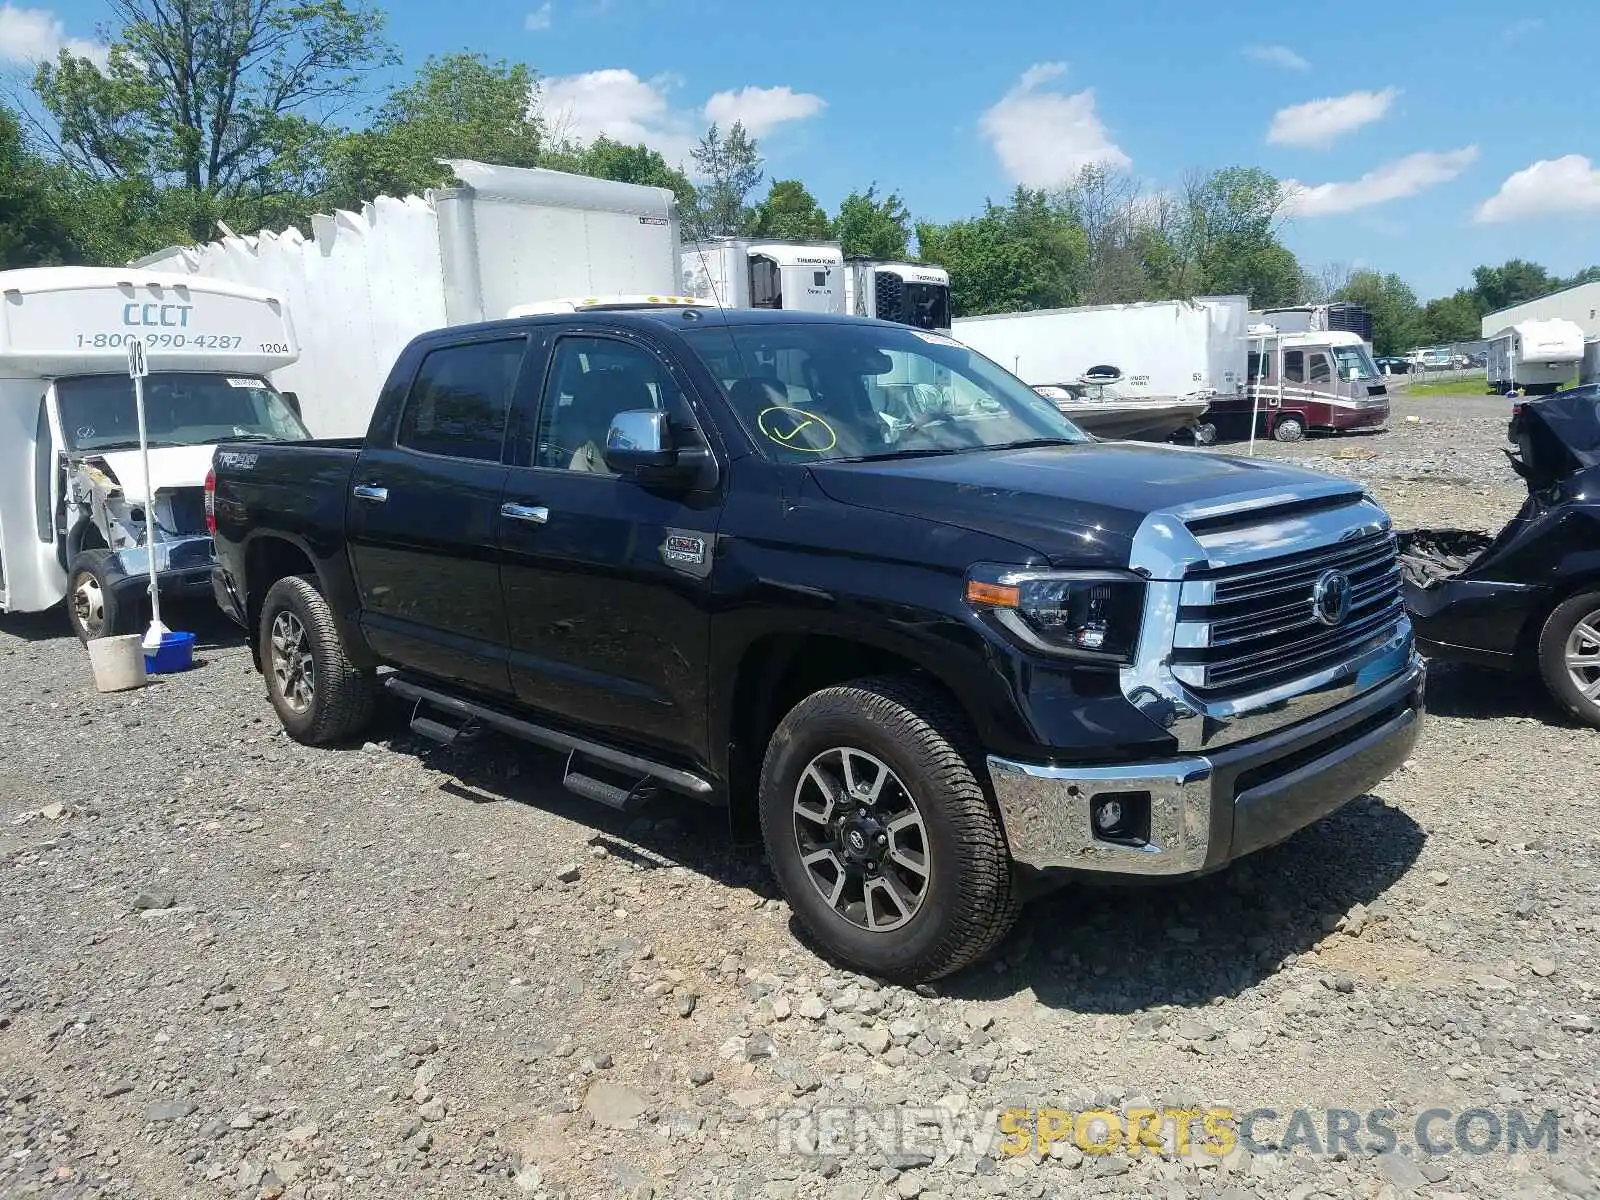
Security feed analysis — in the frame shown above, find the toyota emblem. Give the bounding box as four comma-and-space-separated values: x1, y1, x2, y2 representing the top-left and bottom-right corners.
847, 829, 866, 852
1311, 569, 1352, 627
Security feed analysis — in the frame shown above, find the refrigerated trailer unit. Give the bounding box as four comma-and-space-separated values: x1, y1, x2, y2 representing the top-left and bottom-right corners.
1252, 302, 1376, 350
681, 238, 845, 315
1485, 319, 1588, 395
844, 260, 952, 331
137, 161, 683, 436
0, 267, 303, 637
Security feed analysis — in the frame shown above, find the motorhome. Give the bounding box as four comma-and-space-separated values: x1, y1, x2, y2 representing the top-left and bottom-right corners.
0, 267, 303, 639
1485, 319, 1587, 395
844, 260, 952, 331
137, 161, 684, 437
681, 238, 845, 314
1204, 326, 1390, 442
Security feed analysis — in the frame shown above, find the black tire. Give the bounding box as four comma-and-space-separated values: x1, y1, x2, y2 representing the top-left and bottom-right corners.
1192, 422, 1218, 447
757, 676, 1020, 983
258, 574, 376, 745
1537, 590, 1600, 729
67, 549, 134, 643
1272, 414, 1306, 443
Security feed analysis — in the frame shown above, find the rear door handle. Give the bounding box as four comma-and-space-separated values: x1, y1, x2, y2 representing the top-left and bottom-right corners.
352, 484, 388, 503
500, 503, 549, 525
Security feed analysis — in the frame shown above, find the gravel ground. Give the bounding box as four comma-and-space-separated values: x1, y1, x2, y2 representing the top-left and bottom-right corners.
4, 394, 1598, 1200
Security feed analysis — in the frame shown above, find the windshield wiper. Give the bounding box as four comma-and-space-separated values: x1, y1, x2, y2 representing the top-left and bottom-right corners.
995, 437, 1080, 450
843, 447, 962, 462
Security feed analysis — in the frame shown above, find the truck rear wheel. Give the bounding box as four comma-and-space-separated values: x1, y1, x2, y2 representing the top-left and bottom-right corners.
757, 677, 1020, 983
67, 550, 133, 643
1538, 590, 1600, 729
259, 574, 376, 745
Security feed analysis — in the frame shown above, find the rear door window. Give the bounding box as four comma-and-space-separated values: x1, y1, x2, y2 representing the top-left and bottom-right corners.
397, 338, 528, 461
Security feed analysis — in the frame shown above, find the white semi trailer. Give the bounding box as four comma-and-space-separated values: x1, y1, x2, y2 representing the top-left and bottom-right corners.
1485, 318, 1588, 395
0, 267, 303, 639
845, 260, 952, 331
137, 161, 684, 437
681, 238, 845, 315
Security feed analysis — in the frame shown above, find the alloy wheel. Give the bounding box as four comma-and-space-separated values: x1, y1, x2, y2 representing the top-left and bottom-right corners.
270, 611, 315, 714
1565, 610, 1600, 704
792, 746, 930, 933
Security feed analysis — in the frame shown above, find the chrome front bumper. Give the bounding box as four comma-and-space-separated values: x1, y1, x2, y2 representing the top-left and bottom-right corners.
990, 658, 1425, 879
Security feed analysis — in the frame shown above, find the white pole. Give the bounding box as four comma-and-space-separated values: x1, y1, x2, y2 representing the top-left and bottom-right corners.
127, 338, 168, 650
1247, 336, 1261, 458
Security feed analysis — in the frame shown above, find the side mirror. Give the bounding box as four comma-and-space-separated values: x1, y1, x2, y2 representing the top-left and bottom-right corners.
604, 410, 678, 474
280, 390, 302, 417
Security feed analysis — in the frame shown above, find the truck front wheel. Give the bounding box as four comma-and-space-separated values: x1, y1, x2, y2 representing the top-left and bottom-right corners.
757, 677, 1020, 983
67, 550, 133, 643
259, 574, 376, 745
1538, 590, 1600, 729
1273, 414, 1306, 442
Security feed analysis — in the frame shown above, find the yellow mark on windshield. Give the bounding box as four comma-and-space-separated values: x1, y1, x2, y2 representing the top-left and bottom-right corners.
757, 406, 838, 453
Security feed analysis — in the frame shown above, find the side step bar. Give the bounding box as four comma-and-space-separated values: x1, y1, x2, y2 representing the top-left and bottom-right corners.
385, 674, 715, 798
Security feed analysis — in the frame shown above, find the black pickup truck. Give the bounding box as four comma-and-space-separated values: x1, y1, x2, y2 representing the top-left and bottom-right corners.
208, 307, 1425, 982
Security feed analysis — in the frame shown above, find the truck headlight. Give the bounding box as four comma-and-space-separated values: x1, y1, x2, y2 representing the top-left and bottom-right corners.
966, 567, 1145, 663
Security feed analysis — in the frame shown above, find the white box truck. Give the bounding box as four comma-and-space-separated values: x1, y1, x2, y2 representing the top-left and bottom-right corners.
137, 161, 684, 437
681, 238, 845, 315
1485, 318, 1587, 395
844, 260, 952, 331
0, 267, 304, 640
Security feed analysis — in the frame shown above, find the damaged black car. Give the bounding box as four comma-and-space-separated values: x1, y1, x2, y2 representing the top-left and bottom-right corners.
1399, 385, 1600, 727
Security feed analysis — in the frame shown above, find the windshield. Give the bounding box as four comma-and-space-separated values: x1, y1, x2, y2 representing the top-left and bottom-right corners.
55, 372, 310, 452
1332, 345, 1380, 382
901, 282, 951, 331
682, 322, 1087, 463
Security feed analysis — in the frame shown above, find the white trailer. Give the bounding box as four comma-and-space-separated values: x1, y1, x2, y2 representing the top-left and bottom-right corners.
952, 296, 1248, 399
681, 238, 845, 315
1583, 337, 1599, 387
0, 267, 302, 638
1485, 318, 1588, 395
844, 260, 952, 331
137, 161, 683, 437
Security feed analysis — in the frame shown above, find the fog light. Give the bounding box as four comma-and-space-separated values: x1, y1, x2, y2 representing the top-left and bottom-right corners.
1091, 791, 1151, 845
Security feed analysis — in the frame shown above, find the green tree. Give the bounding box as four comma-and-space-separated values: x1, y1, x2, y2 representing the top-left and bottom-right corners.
1164, 167, 1304, 305
322, 53, 542, 210
834, 185, 910, 260
916, 188, 1087, 317
32, 0, 395, 242
688, 121, 762, 237
1418, 291, 1482, 344
554, 136, 695, 214
1335, 270, 1422, 356
0, 105, 84, 266
750, 179, 832, 242
1471, 259, 1559, 314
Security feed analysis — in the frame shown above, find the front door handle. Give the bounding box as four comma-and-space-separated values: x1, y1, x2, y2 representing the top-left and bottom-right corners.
500, 502, 550, 525
352, 484, 388, 503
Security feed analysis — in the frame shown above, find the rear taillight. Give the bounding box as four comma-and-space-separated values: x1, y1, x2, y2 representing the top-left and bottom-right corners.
204, 467, 217, 534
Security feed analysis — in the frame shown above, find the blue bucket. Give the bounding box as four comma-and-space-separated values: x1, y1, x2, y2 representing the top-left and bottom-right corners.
144, 631, 196, 674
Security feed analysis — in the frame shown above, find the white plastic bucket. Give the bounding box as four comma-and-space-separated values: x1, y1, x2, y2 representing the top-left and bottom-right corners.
87, 634, 148, 693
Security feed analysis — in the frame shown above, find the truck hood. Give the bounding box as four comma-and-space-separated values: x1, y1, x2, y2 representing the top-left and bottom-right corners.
87, 445, 215, 503
807, 442, 1351, 567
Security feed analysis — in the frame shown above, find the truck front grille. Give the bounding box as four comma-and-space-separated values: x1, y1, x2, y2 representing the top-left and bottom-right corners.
1170, 528, 1403, 699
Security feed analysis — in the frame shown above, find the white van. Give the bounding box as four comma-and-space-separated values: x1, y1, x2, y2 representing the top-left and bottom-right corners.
0, 267, 303, 640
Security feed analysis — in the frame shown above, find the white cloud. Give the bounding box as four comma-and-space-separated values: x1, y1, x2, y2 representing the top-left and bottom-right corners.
1504, 17, 1544, 39
539, 68, 696, 166
0, 3, 107, 67
703, 85, 825, 138
524, 2, 552, 31
1243, 43, 1309, 71
979, 62, 1129, 188
1267, 87, 1397, 148
1475, 155, 1600, 223
1282, 147, 1479, 216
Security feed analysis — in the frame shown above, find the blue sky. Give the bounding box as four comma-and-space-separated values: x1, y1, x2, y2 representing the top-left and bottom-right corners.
6, 0, 1599, 299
